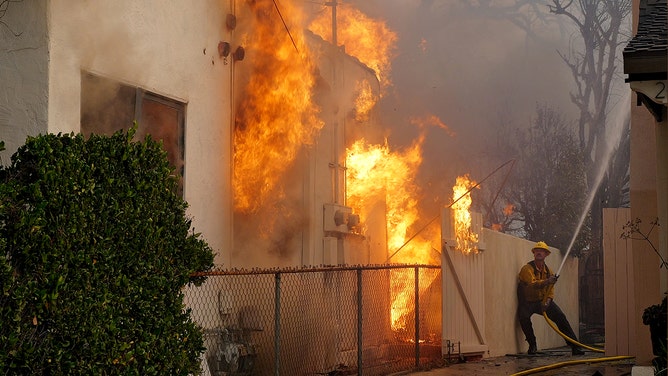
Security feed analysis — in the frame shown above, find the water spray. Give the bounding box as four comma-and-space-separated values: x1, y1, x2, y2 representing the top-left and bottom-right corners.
555, 91, 631, 277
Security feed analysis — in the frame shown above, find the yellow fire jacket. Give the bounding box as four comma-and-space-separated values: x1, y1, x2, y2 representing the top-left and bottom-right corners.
518, 261, 555, 304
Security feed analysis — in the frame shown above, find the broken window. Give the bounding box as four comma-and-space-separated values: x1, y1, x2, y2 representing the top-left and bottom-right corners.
81, 72, 185, 195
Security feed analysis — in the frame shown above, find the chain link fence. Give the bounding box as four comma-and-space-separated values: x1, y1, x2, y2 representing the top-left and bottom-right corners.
184, 264, 442, 375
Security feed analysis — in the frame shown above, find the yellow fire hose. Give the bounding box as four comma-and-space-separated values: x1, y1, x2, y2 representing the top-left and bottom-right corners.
541, 312, 604, 353
508, 312, 634, 376
510, 355, 636, 376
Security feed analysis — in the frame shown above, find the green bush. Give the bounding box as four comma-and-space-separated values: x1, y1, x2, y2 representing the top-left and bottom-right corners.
0, 129, 214, 375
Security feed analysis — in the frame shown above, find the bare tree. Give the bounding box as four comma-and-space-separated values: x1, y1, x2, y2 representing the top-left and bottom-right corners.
449, 0, 631, 250
475, 104, 589, 254
547, 0, 632, 257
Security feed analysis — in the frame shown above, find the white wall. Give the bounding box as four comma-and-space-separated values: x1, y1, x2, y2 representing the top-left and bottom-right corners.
47, 0, 236, 265
0, 0, 49, 163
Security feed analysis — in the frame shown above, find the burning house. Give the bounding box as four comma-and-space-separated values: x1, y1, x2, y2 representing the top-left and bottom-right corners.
1, 0, 583, 372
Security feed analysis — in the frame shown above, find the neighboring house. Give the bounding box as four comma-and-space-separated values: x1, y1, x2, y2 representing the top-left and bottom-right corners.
616, 0, 667, 367
0, 1, 381, 268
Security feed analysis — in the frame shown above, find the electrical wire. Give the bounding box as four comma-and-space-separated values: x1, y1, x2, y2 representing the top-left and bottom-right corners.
272, 0, 299, 52
385, 158, 516, 263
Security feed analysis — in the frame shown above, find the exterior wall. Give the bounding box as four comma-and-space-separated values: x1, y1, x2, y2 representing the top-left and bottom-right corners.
623, 0, 668, 367
303, 43, 381, 267
629, 90, 662, 365
481, 229, 578, 357
46, 0, 235, 265
0, 0, 49, 163
603, 208, 636, 357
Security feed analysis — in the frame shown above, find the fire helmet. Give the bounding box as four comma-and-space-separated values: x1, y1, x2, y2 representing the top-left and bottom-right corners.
531, 241, 551, 254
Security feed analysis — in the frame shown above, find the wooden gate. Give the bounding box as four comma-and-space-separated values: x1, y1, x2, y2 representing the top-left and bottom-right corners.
441, 209, 488, 357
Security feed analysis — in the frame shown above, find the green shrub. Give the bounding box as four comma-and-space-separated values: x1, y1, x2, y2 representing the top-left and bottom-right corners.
0, 129, 214, 375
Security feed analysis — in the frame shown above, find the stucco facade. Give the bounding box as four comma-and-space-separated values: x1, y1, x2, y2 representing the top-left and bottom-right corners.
0, 0, 49, 159
1, 0, 384, 269
50, 1, 236, 266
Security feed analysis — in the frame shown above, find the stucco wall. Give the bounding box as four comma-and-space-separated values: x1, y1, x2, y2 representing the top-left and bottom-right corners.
0, 0, 49, 163
46, 1, 235, 265
482, 229, 579, 357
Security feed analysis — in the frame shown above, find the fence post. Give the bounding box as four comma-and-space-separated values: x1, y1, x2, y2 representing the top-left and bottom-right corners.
357, 268, 363, 376
274, 272, 281, 376
414, 266, 420, 368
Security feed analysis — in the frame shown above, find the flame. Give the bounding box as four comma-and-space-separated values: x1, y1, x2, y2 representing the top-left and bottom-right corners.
354, 79, 375, 122
410, 115, 456, 137
419, 38, 428, 53
234, 0, 323, 213
346, 138, 425, 258
492, 203, 514, 232
452, 175, 479, 254
345, 136, 438, 331
503, 203, 514, 216
308, 6, 396, 127
308, 5, 397, 89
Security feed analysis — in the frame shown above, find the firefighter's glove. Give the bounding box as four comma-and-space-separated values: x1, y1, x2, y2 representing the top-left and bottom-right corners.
546, 275, 558, 285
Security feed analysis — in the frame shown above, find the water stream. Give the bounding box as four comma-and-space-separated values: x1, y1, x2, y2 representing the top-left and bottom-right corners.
556, 91, 632, 276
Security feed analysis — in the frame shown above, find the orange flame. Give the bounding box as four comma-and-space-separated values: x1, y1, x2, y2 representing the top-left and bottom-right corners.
308, 6, 396, 129
503, 203, 514, 216
492, 203, 514, 232
410, 115, 456, 137
419, 38, 428, 53
346, 138, 425, 259
354, 79, 375, 122
452, 175, 479, 254
309, 5, 397, 89
345, 136, 438, 330
234, 0, 323, 213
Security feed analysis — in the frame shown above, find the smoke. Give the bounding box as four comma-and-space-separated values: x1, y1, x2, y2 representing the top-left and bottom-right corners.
231, 0, 583, 265
343, 0, 577, 206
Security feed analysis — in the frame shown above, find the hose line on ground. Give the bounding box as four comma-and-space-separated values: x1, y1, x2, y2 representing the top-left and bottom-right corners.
542, 312, 604, 353
509, 355, 636, 376
504, 313, 635, 376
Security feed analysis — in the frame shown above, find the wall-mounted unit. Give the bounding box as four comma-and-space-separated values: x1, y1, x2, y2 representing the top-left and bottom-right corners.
323, 203, 359, 234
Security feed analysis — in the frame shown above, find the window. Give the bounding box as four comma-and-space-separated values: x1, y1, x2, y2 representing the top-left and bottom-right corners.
81, 73, 185, 195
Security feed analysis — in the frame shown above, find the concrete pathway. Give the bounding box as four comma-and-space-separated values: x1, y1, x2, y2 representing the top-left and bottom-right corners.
407, 347, 637, 376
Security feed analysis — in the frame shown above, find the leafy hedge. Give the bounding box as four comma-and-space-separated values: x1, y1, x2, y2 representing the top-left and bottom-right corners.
0, 129, 214, 375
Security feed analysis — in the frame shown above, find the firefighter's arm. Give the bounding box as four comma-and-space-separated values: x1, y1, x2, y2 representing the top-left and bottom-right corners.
519, 266, 549, 288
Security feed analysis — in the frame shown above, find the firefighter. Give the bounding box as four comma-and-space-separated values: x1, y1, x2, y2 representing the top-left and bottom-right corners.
517, 241, 585, 355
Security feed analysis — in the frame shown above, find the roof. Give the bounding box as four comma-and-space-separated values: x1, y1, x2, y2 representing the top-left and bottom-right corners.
623, 0, 667, 80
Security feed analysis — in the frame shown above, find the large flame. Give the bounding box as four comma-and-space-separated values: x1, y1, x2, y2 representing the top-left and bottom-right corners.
345, 136, 438, 331
452, 175, 479, 254
309, 6, 396, 87
354, 79, 375, 122
308, 4, 396, 122
346, 137, 425, 260
234, 0, 323, 213
234, 0, 436, 335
